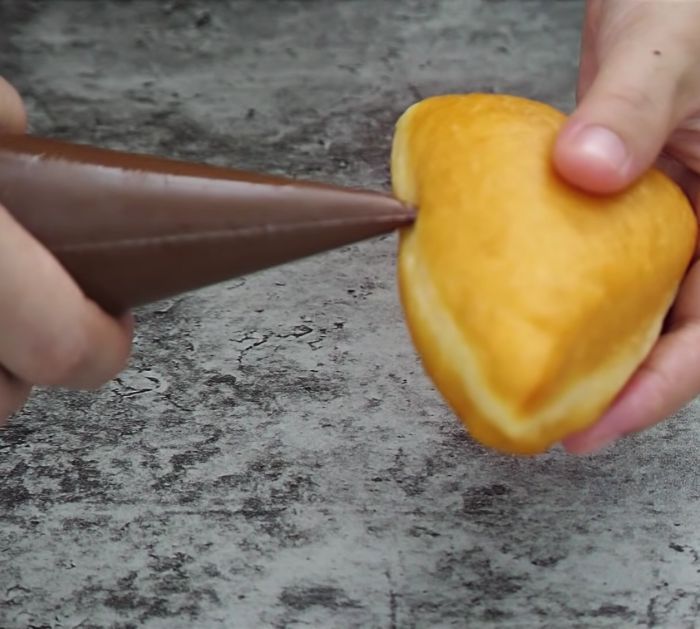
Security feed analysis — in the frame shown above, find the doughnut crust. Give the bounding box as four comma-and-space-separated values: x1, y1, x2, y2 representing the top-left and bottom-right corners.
392, 94, 697, 454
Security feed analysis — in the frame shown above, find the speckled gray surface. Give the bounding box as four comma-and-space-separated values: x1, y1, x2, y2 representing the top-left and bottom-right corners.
1, 1, 699, 627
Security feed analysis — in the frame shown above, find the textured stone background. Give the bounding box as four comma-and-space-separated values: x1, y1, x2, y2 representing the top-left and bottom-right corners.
2, 1, 700, 627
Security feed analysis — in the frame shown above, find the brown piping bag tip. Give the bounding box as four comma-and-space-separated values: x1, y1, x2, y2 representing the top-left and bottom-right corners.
0, 134, 415, 314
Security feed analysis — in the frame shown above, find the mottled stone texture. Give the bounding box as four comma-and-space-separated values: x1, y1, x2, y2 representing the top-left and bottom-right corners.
1, 1, 699, 627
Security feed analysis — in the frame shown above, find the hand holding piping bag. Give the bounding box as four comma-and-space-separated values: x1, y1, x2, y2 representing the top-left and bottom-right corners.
0, 80, 410, 428
554, 0, 700, 453
0, 78, 133, 426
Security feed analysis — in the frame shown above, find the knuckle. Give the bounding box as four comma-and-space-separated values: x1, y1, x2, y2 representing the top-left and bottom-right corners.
607, 86, 658, 115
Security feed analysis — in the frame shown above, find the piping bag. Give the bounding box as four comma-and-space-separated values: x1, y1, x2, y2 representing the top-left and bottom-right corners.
0, 134, 415, 314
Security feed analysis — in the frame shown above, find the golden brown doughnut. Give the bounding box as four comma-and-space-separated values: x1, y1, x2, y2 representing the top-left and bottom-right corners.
392, 94, 697, 454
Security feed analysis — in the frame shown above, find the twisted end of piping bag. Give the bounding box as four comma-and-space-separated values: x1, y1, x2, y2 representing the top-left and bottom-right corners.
0, 134, 415, 313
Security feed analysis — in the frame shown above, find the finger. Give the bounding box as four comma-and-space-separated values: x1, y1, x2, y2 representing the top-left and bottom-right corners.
0, 370, 31, 427
0, 76, 27, 133
575, 0, 603, 102
0, 203, 133, 389
563, 259, 700, 454
554, 0, 700, 194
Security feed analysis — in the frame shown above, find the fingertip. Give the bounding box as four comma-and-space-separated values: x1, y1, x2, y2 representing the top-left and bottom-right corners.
80, 302, 134, 387
560, 373, 646, 455
118, 310, 136, 339
561, 354, 676, 455
553, 121, 633, 195
561, 427, 620, 456
561, 402, 626, 455
0, 369, 32, 423
0, 76, 27, 134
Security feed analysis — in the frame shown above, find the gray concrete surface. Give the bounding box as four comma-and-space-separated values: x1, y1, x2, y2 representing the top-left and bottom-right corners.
1, 1, 699, 627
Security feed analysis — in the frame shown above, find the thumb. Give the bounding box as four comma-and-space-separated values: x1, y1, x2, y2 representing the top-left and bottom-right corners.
554, 19, 692, 194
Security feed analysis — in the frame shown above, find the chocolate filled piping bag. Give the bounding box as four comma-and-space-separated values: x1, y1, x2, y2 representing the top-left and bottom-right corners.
0, 134, 414, 313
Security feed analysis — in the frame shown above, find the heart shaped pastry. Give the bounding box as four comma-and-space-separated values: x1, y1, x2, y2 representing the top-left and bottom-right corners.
392, 94, 697, 454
